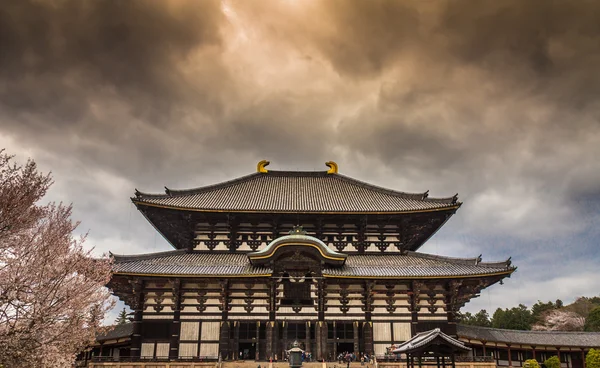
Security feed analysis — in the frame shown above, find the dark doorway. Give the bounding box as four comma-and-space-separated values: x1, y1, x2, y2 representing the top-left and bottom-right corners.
239, 342, 256, 360
336, 342, 355, 358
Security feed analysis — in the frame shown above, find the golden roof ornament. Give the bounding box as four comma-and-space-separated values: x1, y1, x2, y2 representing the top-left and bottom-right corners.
325, 161, 338, 174
257, 160, 270, 173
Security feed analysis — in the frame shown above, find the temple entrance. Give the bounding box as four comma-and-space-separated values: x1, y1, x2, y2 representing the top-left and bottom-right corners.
336, 342, 354, 359
238, 342, 256, 360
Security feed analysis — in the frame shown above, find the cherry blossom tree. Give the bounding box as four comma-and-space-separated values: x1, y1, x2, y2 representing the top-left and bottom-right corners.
0, 150, 113, 368
532, 309, 585, 331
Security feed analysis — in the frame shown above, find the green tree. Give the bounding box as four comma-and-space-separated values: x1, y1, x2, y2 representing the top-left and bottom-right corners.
492, 304, 534, 330
457, 309, 491, 327
115, 308, 130, 325
584, 307, 600, 332
545, 356, 560, 368
531, 300, 558, 323
586, 349, 600, 368
524, 359, 540, 368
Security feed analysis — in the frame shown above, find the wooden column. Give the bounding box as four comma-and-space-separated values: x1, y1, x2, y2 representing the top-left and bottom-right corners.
256, 321, 261, 361
316, 321, 328, 361
266, 321, 275, 360
508, 345, 513, 368
233, 321, 240, 360
269, 280, 277, 321
532, 346, 536, 361
169, 279, 182, 360
317, 279, 325, 321
582, 349, 587, 368
273, 321, 280, 361
282, 321, 288, 361
353, 321, 359, 356
218, 280, 231, 359
333, 321, 337, 360
363, 322, 373, 356
306, 321, 311, 354
482, 342, 487, 357
219, 321, 231, 360
130, 280, 144, 358
228, 216, 239, 252
557, 348, 562, 368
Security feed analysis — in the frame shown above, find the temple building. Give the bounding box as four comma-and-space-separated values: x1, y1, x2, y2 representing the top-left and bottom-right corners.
107, 161, 516, 362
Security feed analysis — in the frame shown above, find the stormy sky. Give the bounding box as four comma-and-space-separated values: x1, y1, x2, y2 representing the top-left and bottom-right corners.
1, 0, 600, 323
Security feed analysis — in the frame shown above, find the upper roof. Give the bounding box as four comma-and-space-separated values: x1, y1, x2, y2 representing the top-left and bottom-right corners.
457, 325, 600, 348
132, 162, 460, 214
111, 250, 514, 279
393, 328, 471, 353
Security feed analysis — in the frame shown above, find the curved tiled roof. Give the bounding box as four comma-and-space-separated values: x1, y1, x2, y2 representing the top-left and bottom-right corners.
97, 323, 133, 342
132, 170, 460, 214
393, 328, 470, 353
111, 250, 513, 278
457, 325, 600, 348
112, 250, 271, 276
249, 232, 347, 266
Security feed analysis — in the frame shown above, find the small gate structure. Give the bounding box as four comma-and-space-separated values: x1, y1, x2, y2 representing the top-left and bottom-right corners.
392, 328, 471, 368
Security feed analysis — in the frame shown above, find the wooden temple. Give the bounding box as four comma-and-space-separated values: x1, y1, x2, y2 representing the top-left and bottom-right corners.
108, 161, 515, 362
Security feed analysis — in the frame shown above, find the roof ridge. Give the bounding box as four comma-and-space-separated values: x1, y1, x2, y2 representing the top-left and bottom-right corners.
335, 174, 460, 204
406, 251, 513, 268
111, 249, 188, 262
133, 172, 262, 199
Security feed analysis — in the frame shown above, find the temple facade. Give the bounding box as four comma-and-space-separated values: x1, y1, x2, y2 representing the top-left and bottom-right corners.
108, 161, 515, 362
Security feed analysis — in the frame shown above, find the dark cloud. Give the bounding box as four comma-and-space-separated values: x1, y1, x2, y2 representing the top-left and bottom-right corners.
1, 0, 600, 315
0, 0, 226, 124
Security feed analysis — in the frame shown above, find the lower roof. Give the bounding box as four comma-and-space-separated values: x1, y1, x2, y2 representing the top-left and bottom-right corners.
457, 325, 600, 348
97, 324, 133, 342
111, 250, 514, 279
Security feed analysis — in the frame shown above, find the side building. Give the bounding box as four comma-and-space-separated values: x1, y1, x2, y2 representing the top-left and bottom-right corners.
107, 161, 515, 363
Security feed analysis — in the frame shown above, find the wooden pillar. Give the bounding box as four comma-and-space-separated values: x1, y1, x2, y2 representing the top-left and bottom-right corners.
219, 321, 231, 360
233, 321, 240, 360
282, 321, 288, 361
451, 353, 456, 368
269, 280, 277, 321
508, 345, 513, 367
315, 321, 328, 361
130, 281, 144, 358
482, 342, 487, 358
333, 321, 337, 360
318, 279, 325, 321
410, 281, 421, 336
266, 321, 275, 360
256, 321, 261, 361
228, 216, 239, 252
495, 343, 499, 366
582, 349, 587, 368
306, 321, 311, 355
169, 279, 182, 360
557, 348, 562, 368
315, 321, 323, 361
363, 322, 373, 356
353, 321, 360, 356
532, 346, 536, 361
